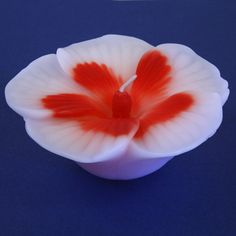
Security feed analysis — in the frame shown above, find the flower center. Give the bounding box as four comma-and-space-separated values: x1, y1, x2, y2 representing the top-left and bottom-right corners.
112, 75, 137, 118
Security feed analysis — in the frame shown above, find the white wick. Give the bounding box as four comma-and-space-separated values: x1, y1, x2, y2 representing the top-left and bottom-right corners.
119, 75, 137, 92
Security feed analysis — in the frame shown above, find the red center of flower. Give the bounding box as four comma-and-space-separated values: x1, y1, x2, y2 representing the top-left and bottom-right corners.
42, 50, 194, 138
112, 91, 132, 118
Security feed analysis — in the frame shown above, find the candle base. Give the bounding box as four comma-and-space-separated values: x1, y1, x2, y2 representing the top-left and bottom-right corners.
77, 155, 174, 180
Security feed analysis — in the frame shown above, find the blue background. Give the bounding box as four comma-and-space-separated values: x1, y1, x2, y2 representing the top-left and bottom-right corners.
1, 0, 235, 235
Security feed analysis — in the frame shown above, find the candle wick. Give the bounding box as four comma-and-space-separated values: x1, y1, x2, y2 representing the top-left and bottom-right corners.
119, 75, 137, 92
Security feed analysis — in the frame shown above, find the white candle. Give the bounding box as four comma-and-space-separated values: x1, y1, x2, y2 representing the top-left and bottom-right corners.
5, 35, 229, 180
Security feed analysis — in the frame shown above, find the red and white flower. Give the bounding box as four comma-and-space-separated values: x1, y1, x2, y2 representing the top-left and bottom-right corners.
5, 35, 229, 179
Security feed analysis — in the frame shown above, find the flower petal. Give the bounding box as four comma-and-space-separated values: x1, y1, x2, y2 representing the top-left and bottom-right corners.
57, 34, 152, 83
25, 118, 139, 163
72, 62, 121, 108
156, 44, 229, 105
134, 92, 194, 138
130, 50, 172, 115
42, 93, 108, 118
5, 54, 85, 119
131, 92, 222, 157
42, 93, 138, 137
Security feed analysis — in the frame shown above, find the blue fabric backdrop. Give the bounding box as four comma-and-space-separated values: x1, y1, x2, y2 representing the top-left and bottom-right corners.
1, 0, 235, 235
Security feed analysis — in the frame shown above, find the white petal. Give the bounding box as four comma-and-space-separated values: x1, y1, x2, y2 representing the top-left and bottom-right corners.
57, 34, 152, 82
130, 92, 223, 158
25, 118, 139, 163
5, 54, 86, 119
156, 44, 229, 105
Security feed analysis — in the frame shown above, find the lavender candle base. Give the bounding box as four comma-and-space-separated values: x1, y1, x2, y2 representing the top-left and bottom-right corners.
78, 156, 174, 180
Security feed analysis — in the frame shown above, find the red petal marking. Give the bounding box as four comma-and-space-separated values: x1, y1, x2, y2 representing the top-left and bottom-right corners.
41, 52, 190, 138
135, 93, 194, 138
73, 62, 122, 108
42, 93, 137, 137
42, 94, 108, 118
112, 91, 132, 118
79, 117, 138, 136
131, 50, 171, 115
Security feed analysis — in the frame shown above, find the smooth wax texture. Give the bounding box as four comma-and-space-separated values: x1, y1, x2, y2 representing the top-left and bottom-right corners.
5, 35, 229, 180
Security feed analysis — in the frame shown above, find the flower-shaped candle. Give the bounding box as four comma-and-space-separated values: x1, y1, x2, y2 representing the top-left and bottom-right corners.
5, 35, 229, 180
